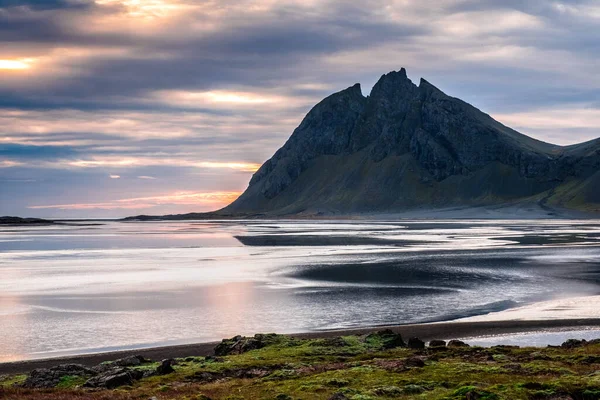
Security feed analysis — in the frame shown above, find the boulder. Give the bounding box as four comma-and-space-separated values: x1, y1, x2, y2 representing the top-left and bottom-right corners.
22, 364, 96, 388
429, 340, 446, 347
83, 367, 144, 389
155, 359, 175, 375
366, 329, 405, 349
561, 339, 586, 349
214, 333, 280, 356
405, 356, 426, 368
448, 340, 470, 348
114, 355, 148, 367
407, 337, 425, 349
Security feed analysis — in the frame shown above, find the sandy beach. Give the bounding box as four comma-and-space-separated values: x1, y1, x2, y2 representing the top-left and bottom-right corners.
2, 317, 600, 375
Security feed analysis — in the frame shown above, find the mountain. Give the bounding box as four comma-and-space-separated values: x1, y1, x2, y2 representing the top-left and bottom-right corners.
0, 216, 56, 225
219, 68, 599, 217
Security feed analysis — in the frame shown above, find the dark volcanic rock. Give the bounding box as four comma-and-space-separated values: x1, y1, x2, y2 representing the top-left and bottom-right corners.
114, 355, 148, 367
214, 333, 280, 356
83, 367, 144, 389
219, 68, 600, 216
22, 364, 96, 388
405, 356, 426, 368
155, 359, 175, 375
328, 393, 349, 400
429, 340, 446, 347
561, 339, 587, 349
366, 329, 405, 348
186, 371, 223, 383
448, 340, 470, 348
407, 337, 425, 349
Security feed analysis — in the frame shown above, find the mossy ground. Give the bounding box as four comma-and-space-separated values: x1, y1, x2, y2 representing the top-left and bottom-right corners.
2, 334, 600, 399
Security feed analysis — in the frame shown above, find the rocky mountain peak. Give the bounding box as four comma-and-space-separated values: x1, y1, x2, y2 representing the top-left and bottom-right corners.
223, 69, 600, 216
370, 68, 417, 99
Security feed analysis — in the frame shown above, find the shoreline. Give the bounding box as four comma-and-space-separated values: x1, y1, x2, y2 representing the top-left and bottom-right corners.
2, 318, 600, 375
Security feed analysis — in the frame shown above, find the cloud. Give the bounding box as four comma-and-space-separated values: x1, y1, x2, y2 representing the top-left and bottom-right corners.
0, 58, 36, 70
1, 0, 599, 217
109, 174, 120, 178
0, 160, 23, 168
28, 190, 241, 210
0, 0, 91, 10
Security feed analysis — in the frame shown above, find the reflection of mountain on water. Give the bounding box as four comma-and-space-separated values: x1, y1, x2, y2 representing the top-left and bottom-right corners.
234, 234, 428, 247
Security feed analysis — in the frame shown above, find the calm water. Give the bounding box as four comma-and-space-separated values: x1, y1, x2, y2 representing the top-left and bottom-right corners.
1, 219, 600, 361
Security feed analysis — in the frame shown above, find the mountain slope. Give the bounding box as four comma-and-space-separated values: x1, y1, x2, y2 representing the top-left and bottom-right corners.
221, 69, 599, 216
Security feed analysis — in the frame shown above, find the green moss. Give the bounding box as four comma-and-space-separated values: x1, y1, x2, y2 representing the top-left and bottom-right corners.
56, 374, 87, 388
3, 337, 600, 399
0, 374, 26, 387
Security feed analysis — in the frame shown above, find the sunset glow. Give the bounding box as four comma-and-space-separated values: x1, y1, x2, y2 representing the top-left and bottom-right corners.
0, 59, 35, 70
95, 0, 183, 18
195, 161, 261, 172
29, 191, 242, 210
1, 0, 598, 218
62, 157, 261, 172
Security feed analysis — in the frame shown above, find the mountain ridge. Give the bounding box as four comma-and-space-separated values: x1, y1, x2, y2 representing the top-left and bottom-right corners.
126, 69, 600, 220
221, 68, 599, 216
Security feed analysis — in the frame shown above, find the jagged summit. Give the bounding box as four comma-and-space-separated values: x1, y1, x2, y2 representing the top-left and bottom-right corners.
221, 68, 600, 216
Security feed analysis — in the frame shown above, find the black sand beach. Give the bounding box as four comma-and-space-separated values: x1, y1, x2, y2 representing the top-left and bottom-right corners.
3, 318, 600, 375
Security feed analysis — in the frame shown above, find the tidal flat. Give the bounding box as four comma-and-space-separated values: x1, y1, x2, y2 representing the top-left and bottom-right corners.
2, 219, 600, 362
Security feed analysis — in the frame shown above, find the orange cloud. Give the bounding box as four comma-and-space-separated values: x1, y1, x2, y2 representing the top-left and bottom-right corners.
62, 157, 261, 172
0, 160, 24, 168
0, 59, 35, 70
95, 0, 188, 19
28, 190, 241, 210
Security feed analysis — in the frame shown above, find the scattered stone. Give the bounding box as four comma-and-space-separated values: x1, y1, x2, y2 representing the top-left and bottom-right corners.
232, 368, 272, 379
407, 337, 425, 349
326, 378, 349, 387
328, 393, 349, 400
403, 384, 425, 394
375, 359, 407, 372
405, 356, 426, 368
155, 359, 175, 375
491, 345, 519, 352
366, 329, 405, 348
372, 385, 402, 396
186, 366, 274, 383
187, 371, 223, 383
83, 367, 143, 389
114, 355, 148, 367
448, 340, 470, 348
22, 364, 96, 388
214, 333, 280, 356
429, 340, 446, 347
561, 339, 586, 349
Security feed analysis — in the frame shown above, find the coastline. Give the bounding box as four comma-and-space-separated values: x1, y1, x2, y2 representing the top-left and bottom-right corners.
2, 317, 600, 375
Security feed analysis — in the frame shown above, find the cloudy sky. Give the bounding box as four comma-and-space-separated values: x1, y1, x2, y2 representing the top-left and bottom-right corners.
1, 0, 598, 218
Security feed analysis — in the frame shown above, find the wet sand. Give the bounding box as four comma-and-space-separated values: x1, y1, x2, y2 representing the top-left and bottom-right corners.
2, 318, 600, 375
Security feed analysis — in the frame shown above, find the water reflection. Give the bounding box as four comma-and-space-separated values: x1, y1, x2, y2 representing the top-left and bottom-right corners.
0, 219, 600, 361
